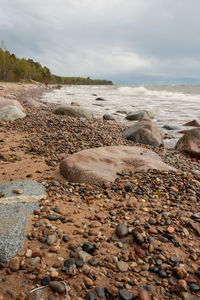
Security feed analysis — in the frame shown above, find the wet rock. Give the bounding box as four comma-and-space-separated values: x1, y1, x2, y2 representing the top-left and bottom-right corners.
49, 281, 66, 294
163, 124, 180, 130
116, 224, 129, 238
175, 128, 200, 158
125, 110, 153, 121
103, 114, 115, 121
123, 119, 163, 147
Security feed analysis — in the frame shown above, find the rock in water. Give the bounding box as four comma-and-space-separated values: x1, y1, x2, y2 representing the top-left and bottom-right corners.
175, 128, 200, 159
0, 105, 26, 121
183, 120, 200, 127
53, 105, 93, 119
59, 146, 175, 184
123, 119, 163, 147
125, 110, 153, 121
0, 180, 46, 262
103, 114, 115, 121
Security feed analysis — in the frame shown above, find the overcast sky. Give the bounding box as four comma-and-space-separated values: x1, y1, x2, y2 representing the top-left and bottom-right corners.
1, 0, 200, 84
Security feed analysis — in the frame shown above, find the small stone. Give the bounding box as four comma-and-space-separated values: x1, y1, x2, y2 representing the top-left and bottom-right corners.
47, 235, 57, 246
133, 231, 144, 245
49, 281, 66, 294
138, 288, 151, 300
8, 257, 20, 271
119, 289, 134, 300
88, 258, 99, 266
175, 266, 187, 279
78, 250, 92, 263
25, 249, 32, 258
166, 226, 175, 234
12, 189, 23, 194
62, 235, 70, 242
181, 292, 200, 300
189, 283, 200, 293
117, 261, 129, 272
116, 224, 128, 238
41, 276, 50, 286
158, 269, 167, 278
29, 257, 41, 266
82, 242, 95, 254
176, 279, 188, 291
95, 287, 105, 298
85, 292, 96, 300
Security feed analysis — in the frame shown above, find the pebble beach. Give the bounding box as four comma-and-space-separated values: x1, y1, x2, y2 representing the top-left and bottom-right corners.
0, 83, 199, 300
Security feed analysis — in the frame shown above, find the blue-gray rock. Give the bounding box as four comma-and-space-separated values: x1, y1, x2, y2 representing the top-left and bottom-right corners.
0, 180, 46, 262
180, 291, 200, 300
119, 289, 134, 300
95, 287, 105, 298
86, 292, 97, 300
163, 124, 180, 130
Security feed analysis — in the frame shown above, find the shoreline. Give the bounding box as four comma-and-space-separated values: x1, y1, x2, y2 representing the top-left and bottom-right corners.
0, 83, 199, 299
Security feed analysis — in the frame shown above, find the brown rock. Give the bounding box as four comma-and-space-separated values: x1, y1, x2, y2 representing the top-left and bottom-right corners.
123, 119, 163, 147
60, 146, 175, 184
49, 281, 66, 294
8, 257, 20, 271
183, 120, 200, 127
175, 128, 200, 158
138, 288, 151, 300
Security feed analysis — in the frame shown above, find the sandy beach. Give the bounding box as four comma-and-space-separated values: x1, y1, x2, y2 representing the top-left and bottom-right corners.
0, 83, 199, 300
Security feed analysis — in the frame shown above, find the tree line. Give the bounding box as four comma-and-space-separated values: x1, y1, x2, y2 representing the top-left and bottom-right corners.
0, 43, 113, 85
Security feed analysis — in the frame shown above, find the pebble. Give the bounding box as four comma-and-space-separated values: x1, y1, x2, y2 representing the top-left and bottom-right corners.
116, 224, 128, 238
78, 250, 92, 262
29, 257, 41, 266
117, 261, 129, 272
8, 257, 20, 271
82, 242, 95, 254
119, 289, 133, 300
49, 281, 66, 294
138, 288, 151, 300
25, 249, 32, 258
85, 292, 97, 300
94, 287, 105, 298
189, 283, 200, 292
157, 269, 167, 278
47, 234, 57, 246
181, 292, 200, 300
133, 231, 144, 245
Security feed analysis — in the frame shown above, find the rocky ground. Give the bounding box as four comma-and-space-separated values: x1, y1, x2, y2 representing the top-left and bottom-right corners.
0, 82, 199, 300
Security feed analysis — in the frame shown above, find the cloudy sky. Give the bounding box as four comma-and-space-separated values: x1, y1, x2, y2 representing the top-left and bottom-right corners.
1, 0, 200, 84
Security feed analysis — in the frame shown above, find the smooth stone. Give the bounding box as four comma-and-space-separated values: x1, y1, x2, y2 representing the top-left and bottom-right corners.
59, 146, 175, 184
125, 110, 153, 121
78, 250, 92, 263
117, 261, 129, 272
133, 231, 144, 245
49, 281, 66, 294
95, 287, 105, 298
0, 105, 26, 121
119, 289, 134, 300
116, 224, 128, 238
138, 288, 151, 300
180, 292, 200, 300
85, 292, 97, 300
103, 114, 115, 121
30, 257, 41, 266
53, 105, 93, 119
189, 283, 200, 292
163, 124, 180, 130
82, 242, 95, 254
47, 235, 57, 246
175, 128, 200, 158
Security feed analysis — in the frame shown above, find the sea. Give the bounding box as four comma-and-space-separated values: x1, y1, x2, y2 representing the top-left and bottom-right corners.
42, 85, 200, 148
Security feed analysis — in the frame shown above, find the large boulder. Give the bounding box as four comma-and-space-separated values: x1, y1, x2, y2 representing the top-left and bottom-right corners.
53, 105, 93, 119
123, 119, 163, 147
0, 98, 25, 111
125, 110, 153, 121
175, 128, 200, 159
0, 180, 46, 262
0, 105, 26, 121
59, 146, 175, 184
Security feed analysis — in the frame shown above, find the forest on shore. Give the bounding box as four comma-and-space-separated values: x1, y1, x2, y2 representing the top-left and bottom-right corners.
0, 42, 113, 85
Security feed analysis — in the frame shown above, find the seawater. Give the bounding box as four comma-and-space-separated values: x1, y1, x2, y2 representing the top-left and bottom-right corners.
42, 85, 200, 148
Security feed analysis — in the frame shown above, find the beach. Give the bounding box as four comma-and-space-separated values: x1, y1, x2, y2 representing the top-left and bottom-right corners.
0, 83, 199, 300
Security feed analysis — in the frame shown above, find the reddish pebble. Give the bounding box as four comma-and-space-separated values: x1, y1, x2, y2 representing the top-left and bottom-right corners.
149, 226, 158, 234
166, 226, 175, 234
138, 288, 151, 300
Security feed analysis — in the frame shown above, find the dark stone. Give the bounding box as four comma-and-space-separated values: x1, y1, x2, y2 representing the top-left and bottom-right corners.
103, 114, 115, 121
75, 260, 84, 267
189, 283, 200, 292
86, 292, 97, 300
41, 276, 50, 286
158, 269, 167, 278
82, 242, 95, 254
95, 286, 105, 298
48, 215, 59, 221
119, 289, 134, 300
62, 235, 70, 242
116, 224, 128, 238
133, 231, 144, 245
64, 258, 75, 268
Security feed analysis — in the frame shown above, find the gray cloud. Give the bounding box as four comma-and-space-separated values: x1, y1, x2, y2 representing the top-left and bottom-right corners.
1, 0, 200, 84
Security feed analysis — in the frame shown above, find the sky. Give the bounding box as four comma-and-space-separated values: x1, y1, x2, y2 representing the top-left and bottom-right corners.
1, 0, 200, 85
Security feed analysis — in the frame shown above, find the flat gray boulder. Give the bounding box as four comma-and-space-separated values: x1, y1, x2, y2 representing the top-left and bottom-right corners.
53, 105, 93, 119
123, 119, 163, 147
0, 180, 46, 262
125, 110, 153, 121
59, 146, 175, 184
0, 105, 26, 121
